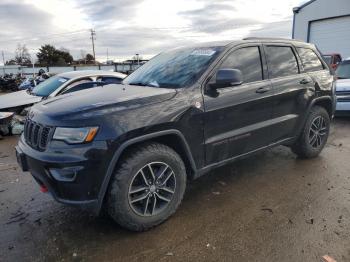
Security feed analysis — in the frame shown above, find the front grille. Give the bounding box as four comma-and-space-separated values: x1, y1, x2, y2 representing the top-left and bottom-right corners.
337, 97, 350, 102
336, 91, 350, 96
24, 119, 53, 151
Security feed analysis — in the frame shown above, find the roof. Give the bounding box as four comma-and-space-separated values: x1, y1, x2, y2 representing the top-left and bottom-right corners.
243, 37, 303, 42
167, 38, 313, 53
293, 0, 318, 13
58, 70, 127, 79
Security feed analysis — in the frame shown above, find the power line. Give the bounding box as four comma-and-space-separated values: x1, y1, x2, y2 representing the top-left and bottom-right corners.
0, 29, 89, 44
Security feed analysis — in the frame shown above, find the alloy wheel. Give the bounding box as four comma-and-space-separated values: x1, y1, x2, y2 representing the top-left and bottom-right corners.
128, 162, 176, 217
308, 116, 327, 148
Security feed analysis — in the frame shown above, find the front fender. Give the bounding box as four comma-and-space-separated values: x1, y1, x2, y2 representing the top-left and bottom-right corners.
96, 129, 197, 214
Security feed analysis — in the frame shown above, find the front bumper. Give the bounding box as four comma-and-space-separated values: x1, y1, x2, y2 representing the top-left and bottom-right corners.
16, 134, 113, 214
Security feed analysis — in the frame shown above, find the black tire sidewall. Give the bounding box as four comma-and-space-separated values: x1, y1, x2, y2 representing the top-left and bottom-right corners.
108, 144, 186, 229
298, 106, 330, 157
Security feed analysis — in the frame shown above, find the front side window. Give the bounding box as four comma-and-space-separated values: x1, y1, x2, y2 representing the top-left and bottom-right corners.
334, 55, 342, 64
219, 46, 263, 83
297, 48, 324, 72
265, 46, 299, 78
123, 46, 223, 88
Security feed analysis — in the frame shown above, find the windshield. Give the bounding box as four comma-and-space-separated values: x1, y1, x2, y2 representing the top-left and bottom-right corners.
123, 46, 223, 88
336, 62, 350, 79
32, 76, 69, 97
323, 55, 332, 64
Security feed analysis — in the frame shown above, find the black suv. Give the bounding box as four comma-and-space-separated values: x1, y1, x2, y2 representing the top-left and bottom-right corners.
16, 38, 335, 231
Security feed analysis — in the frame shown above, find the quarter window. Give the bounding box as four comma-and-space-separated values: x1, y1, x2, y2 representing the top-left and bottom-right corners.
220, 46, 263, 83
297, 48, 324, 72
265, 46, 299, 78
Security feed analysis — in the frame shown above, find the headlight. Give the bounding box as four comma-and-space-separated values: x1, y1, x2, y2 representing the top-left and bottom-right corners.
53, 127, 99, 144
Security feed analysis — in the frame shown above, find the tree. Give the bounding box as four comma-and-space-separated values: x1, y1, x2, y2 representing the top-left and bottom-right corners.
5, 59, 17, 65
15, 44, 31, 65
36, 44, 73, 66
58, 48, 73, 64
85, 53, 94, 63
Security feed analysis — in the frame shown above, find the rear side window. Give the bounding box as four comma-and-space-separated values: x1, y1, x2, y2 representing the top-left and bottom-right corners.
97, 76, 123, 84
297, 48, 324, 72
220, 46, 263, 83
265, 46, 299, 78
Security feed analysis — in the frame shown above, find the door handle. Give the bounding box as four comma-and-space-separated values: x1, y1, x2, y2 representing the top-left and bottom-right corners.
256, 87, 271, 94
300, 79, 311, 84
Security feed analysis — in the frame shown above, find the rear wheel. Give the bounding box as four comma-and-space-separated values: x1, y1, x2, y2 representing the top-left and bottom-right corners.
107, 142, 186, 231
291, 106, 330, 158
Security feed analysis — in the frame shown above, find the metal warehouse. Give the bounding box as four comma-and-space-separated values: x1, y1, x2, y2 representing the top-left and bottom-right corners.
292, 0, 350, 58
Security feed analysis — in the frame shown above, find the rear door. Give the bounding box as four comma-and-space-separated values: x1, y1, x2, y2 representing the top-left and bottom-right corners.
264, 44, 314, 141
203, 45, 275, 165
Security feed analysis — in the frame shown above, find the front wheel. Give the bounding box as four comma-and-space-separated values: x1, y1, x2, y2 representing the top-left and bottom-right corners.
107, 143, 187, 231
291, 106, 330, 158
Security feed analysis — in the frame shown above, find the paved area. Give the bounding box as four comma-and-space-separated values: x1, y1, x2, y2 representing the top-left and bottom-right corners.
0, 119, 349, 262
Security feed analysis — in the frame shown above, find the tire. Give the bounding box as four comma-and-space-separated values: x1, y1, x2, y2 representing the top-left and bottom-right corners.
107, 142, 187, 231
291, 106, 330, 158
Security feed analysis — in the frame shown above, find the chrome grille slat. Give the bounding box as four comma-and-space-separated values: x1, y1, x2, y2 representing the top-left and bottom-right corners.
23, 119, 52, 151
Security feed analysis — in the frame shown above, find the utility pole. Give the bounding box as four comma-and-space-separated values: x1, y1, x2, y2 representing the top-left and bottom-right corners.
90, 29, 96, 63
1, 51, 5, 75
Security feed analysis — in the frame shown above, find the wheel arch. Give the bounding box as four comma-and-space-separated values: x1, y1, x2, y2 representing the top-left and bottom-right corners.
97, 129, 197, 213
311, 96, 334, 118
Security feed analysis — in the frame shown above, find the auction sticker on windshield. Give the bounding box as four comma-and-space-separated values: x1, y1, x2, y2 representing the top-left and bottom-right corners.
58, 78, 68, 83
191, 49, 216, 56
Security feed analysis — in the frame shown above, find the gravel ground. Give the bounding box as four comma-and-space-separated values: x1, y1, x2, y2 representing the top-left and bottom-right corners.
0, 119, 349, 262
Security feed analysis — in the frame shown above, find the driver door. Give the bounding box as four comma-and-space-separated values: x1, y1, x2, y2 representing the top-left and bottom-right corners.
203, 45, 275, 165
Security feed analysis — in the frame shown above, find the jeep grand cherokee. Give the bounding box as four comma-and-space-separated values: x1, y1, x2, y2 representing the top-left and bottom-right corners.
16, 38, 336, 231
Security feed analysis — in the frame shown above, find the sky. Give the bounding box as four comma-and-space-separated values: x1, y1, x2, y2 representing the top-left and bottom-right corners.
0, 0, 307, 63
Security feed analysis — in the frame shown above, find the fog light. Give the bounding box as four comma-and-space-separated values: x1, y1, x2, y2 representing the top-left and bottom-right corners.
49, 166, 83, 182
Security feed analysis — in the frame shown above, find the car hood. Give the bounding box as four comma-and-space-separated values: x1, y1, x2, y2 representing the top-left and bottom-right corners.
32, 84, 177, 119
336, 79, 350, 91
0, 90, 42, 110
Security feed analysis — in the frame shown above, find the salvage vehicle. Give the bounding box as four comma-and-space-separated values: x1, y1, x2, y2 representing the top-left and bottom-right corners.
323, 53, 342, 70
335, 58, 350, 115
0, 70, 127, 113
16, 38, 335, 231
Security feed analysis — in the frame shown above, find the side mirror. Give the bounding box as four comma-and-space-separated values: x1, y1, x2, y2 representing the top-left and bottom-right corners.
211, 69, 243, 89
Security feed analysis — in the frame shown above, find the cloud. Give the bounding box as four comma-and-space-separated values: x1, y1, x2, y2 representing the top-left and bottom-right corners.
247, 19, 293, 38
74, 0, 142, 25
178, 2, 259, 34
0, 0, 301, 62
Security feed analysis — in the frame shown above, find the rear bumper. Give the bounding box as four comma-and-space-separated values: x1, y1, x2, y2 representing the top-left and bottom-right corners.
16, 134, 113, 214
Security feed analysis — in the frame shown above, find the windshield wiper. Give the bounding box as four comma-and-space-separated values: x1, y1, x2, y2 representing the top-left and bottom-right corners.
128, 82, 159, 87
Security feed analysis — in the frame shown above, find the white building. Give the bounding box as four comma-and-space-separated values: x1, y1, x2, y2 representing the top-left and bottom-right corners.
292, 0, 350, 58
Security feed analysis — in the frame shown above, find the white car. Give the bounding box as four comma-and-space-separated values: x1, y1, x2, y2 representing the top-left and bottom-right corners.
335, 59, 350, 115
0, 70, 126, 113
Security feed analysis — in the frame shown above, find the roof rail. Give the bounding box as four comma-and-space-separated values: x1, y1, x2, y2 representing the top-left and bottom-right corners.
243, 37, 304, 42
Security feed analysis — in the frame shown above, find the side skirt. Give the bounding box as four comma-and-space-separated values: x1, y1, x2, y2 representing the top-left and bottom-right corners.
193, 137, 295, 179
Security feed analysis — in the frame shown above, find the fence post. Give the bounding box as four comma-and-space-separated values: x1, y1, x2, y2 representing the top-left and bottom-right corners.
74, 66, 76, 71
98, 64, 101, 70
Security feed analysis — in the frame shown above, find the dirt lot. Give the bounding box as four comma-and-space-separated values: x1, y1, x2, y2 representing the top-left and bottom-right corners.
0, 119, 350, 262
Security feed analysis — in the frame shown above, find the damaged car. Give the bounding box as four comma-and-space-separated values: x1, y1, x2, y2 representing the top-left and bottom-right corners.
0, 70, 127, 114
16, 38, 335, 231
